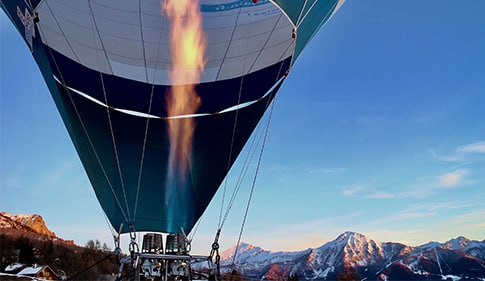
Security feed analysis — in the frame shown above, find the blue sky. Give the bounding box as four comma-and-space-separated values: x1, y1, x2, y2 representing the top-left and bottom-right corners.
1, 1, 485, 254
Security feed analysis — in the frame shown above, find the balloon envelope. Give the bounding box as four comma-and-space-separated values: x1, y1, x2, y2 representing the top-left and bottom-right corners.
1, 0, 344, 234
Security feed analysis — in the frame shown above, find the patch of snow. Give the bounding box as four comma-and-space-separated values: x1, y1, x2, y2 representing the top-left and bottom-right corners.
5, 263, 25, 272
321, 266, 334, 278
441, 274, 461, 281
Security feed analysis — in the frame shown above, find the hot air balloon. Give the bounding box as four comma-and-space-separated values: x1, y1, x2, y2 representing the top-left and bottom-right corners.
1, 0, 344, 279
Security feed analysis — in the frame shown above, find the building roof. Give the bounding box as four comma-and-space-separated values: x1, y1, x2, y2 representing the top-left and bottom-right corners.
18, 265, 45, 275
4, 263, 25, 272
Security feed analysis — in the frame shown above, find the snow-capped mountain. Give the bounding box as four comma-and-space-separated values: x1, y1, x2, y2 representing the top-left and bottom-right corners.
0, 212, 57, 238
220, 231, 485, 280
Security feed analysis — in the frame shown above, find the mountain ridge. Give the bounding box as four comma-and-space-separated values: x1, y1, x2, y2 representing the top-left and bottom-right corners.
221, 231, 485, 280
0, 212, 56, 238
2, 212, 484, 280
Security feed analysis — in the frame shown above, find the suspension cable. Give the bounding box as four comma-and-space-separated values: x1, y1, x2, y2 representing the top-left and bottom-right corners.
231, 81, 280, 269
67, 252, 114, 281
219, 119, 263, 228
100, 73, 132, 224
219, 0, 287, 230
218, 0, 251, 229
230, 27, 292, 266
133, 83, 156, 221
38, 28, 130, 224
132, 0, 168, 222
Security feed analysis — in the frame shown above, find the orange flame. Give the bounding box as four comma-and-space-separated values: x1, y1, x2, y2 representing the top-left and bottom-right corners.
164, 0, 206, 180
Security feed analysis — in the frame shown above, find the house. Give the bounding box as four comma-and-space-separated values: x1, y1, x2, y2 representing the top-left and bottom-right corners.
17, 264, 58, 280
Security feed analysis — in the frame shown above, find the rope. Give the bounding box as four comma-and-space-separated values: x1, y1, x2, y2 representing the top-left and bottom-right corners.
133, 84, 156, 221
100, 72, 132, 223
219, 119, 263, 228
219, 0, 255, 229
133, 0, 168, 222
67, 252, 114, 280
230, 79, 280, 269
38, 25, 130, 223
218, 2, 291, 231
230, 33, 290, 267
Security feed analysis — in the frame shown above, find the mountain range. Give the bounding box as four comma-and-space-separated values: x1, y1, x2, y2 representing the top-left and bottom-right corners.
1, 212, 484, 280
218, 231, 485, 280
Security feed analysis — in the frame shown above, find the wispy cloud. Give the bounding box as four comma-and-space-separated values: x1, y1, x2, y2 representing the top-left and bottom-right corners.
303, 167, 347, 175
364, 191, 395, 199
348, 169, 470, 200
437, 169, 468, 188
456, 142, 485, 154
342, 184, 366, 196
267, 164, 346, 176
448, 208, 485, 226
240, 211, 366, 251
403, 201, 477, 213
432, 141, 485, 162
364, 205, 484, 245
0, 165, 26, 189
365, 210, 437, 229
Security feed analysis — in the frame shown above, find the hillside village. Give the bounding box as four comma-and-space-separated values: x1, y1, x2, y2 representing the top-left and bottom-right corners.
0, 212, 119, 280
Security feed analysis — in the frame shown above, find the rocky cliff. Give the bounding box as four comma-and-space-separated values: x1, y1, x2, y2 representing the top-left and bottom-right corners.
0, 212, 57, 238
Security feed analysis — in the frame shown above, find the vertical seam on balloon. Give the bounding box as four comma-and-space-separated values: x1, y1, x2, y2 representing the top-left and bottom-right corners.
138, 1, 149, 83
247, 12, 283, 73
214, 0, 245, 81
296, 0, 309, 28
296, 0, 320, 29
294, 0, 338, 62
268, 0, 296, 29
89, 1, 104, 75
147, 2, 169, 85
87, 0, 113, 74
43, 1, 80, 63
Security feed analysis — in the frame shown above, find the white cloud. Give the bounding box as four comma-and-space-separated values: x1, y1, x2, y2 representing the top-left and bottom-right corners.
433, 141, 485, 162
304, 167, 347, 175
364, 191, 396, 199
357, 169, 469, 200
448, 208, 485, 226
403, 201, 476, 213
342, 184, 366, 196
456, 142, 485, 154
366, 210, 437, 228
437, 169, 468, 188
239, 211, 366, 251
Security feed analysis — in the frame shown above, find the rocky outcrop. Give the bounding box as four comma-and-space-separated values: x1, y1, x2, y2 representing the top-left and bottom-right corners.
0, 212, 56, 238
